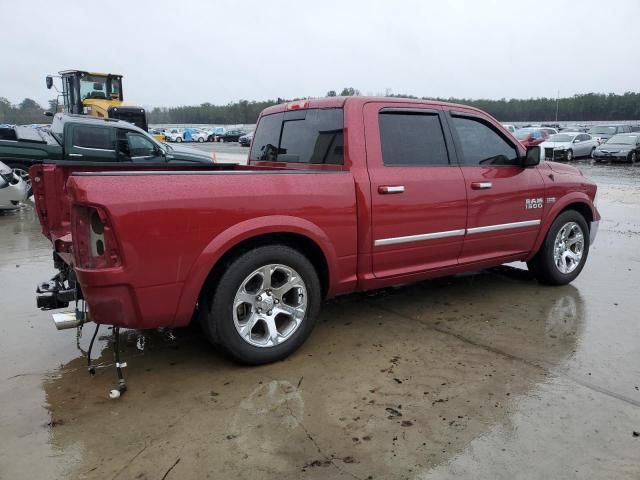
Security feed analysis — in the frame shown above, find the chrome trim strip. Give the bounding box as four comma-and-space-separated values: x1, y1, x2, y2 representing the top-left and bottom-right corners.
374, 219, 541, 247
374, 229, 466, 247
466, 219, 540, 234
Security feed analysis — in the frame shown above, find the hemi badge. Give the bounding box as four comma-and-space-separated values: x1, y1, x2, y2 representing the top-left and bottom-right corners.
546, 197, 556, 204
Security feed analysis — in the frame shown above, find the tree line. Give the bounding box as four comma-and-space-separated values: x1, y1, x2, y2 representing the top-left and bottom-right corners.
2, 89, 639, 125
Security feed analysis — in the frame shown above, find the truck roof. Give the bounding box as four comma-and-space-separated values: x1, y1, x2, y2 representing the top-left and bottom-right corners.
260, 96, 484, 116
51, 113, 147, 137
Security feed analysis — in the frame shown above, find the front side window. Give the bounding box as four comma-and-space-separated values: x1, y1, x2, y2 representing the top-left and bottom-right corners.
127, 133, 156, 157
73, 126, 113, 150
250, 109, 344, 164
451, 116, 519, 166
378, 112, 449, 166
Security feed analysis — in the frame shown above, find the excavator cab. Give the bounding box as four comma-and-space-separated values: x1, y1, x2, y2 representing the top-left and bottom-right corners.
46, 70, 148, 132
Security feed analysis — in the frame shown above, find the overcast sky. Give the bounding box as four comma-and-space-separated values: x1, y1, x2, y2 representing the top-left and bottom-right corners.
2, 0, 639, 108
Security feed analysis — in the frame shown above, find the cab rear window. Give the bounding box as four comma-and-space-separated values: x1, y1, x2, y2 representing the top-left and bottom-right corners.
249, 108, 344, 164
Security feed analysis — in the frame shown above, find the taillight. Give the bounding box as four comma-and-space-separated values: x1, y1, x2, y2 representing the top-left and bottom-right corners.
72, 205, 121, 268
286, 100, 309, 110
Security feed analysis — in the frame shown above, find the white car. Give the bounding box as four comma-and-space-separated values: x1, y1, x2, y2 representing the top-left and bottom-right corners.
191, 129, 208, 143
539, 132, 598, 161
0, 161, 30, 210
502, 124, 516, 133
165, 128, 185, 142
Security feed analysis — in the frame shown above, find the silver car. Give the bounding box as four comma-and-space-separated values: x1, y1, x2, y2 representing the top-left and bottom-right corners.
539, 132, 598, 161
0, 161, 30, 210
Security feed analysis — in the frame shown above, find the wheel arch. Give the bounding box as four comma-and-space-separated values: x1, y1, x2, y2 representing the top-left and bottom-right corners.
173, 216, 337, 327
526, 193, 597, 261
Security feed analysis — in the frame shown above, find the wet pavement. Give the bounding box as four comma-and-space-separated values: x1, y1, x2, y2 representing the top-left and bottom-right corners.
1, 160, 639, 479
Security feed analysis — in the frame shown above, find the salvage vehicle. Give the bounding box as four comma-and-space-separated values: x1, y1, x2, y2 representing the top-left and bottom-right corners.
592, 133, 640, 163
514, 127, 549, 147
217, 128, 247, 142
0, 161, 30, 210
238, 131, 253, 146
32, 96, 599, 369
588, 124, 632, 144
207, 127, 226, 142
0, 114, 215, 179
539, 132, 597, 161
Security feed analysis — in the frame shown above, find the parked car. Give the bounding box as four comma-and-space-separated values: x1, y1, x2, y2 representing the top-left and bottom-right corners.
218, 129, 247, 142
539, 132, 598, 161
502, 124, 516, 133
33, 97, 599, 367
630, 125, 640, 132
239, 132, 253, 146
190, 129, 209, 143
165, 128, 185, 142
588, 124, 632, 144
514, 128, 549, 147
207, 127, 226, 142
148, 128, 166, 143
0, 114, 215, 178
559, 125, 589, 133
592, 133, 640, 163
538, 127, 558, 136
0, 161, 30, 210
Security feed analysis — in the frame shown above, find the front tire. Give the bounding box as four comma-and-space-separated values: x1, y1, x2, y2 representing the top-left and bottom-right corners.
565, 149, 574, 161
198, 137, 204, 143
527, 210, 589, 285
201, 245, 321, 365
175, 137, 183, 143
629, 151, 637, 164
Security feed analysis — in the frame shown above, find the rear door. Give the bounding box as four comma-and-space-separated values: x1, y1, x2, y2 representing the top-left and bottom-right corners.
364, 102, 467, 278
65, 125, 117, 162
445, 109, 546, 263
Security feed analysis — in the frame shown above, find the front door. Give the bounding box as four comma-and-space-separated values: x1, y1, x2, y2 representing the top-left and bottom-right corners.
364, 102, 468, 279
446, 110, 546, 264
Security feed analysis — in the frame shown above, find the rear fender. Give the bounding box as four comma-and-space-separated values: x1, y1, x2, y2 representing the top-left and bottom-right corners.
526, 192, 599, 261
173, 215, 339, 326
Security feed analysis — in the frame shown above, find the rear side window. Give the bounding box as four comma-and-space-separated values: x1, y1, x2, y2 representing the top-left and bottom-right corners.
73, 126, 113, 150
378, 112, 449, 166
250, 109, 344, 164
451, 116, 519, 166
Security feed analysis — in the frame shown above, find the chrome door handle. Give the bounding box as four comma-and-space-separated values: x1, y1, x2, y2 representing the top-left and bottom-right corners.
471, 182, 492, 190
68, 153, 83, 157
378, 185, 405, 194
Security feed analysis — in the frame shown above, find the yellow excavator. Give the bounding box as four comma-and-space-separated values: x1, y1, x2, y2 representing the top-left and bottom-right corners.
46, 70, 165, 142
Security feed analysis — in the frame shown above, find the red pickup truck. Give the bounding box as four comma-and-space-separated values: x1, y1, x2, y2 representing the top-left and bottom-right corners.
32, 96, 599, 365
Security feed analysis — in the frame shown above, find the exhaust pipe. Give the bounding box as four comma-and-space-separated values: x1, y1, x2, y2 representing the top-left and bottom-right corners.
52, 311, 84, 330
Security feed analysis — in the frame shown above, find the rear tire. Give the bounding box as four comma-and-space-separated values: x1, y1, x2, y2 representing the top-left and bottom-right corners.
198, 137, 204, 143
201, 245, 321, 365
527, 210, 589, 285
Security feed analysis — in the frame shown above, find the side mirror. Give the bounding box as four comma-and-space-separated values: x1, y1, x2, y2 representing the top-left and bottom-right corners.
45, 76, 53, 89
573, 138, 580, 143
524, 146, 540, 167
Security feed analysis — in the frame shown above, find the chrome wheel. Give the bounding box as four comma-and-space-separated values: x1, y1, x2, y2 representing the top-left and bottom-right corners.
553, 222, 584, 274
233, 264, 307, 348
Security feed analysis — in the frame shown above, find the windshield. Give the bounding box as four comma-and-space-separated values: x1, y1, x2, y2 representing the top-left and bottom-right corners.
79, 74, 122, 101
589, 126, 617, 135
605, 134, 638, 145
547, 134, 574, 142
